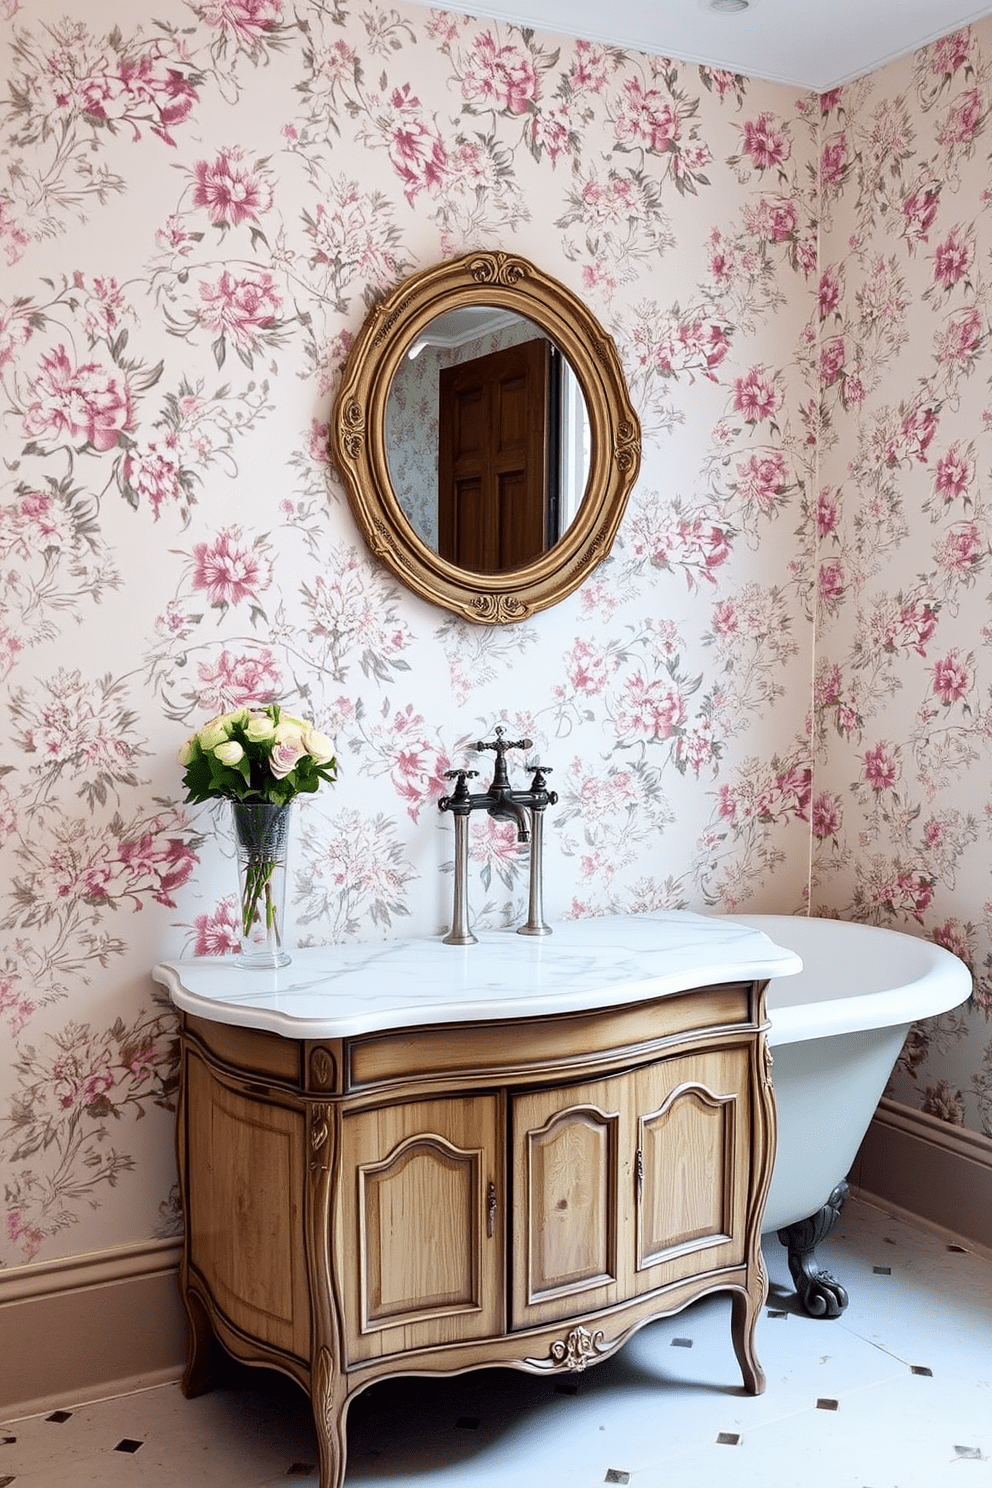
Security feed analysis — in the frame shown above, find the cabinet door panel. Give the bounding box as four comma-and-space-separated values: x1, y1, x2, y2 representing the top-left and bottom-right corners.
633, 1047, 750, 1294
511, 1080, 625, 1329
186, 1053, 310, 1358
340, 1095, 503, 1361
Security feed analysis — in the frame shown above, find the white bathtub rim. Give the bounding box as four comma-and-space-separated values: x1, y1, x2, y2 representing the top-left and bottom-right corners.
719, 913, 972, 1047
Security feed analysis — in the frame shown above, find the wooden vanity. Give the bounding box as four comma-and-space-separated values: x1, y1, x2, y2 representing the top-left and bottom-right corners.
154, 913, 800, 1488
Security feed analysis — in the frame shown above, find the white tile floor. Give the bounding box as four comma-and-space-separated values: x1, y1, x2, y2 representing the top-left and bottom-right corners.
3, 1195, 990, 1488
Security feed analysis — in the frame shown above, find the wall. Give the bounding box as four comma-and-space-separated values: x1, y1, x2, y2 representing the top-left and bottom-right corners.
813, 30, 992, 1137
0, 0, 984, 1282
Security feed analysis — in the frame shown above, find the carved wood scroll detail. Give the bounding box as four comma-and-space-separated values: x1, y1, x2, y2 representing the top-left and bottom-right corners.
469, 593, 530, 623
468, 250, 528, 287
309, 1112, 330, 1171
549, 1324, 609, 1372
310, 1046, 336, 1091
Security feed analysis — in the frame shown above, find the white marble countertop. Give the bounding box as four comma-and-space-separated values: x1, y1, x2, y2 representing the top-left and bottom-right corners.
152, 911, 802, 1039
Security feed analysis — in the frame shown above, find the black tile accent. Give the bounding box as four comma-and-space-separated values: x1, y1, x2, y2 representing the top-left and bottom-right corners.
604, 1471, 630, 1484
114, 1439, 143, 1454
717, 1432, 741, 1445
872, 1266, 892, 1275
671, 1337, 693, 1348
817, 1398, 840, 1411
1, 1436, 15, 1444
45, 1411, 72, 1424
455, 1416, 480, 1430
910, 1365, 933, 1377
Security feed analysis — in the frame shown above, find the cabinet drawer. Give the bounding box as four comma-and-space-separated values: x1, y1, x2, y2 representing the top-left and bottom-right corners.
348, 985, 753, 1089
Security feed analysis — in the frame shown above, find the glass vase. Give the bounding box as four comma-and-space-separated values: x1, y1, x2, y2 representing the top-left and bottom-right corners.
231, 801, 292, 970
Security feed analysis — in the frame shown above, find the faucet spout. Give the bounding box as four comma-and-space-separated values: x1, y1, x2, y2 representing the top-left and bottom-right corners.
487, 798, 531, 842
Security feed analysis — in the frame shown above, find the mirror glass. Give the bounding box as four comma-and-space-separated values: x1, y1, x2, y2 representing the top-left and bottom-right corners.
384, 308, 591, 574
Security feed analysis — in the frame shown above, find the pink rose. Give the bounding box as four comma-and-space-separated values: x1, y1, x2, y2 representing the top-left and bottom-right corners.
269, 720, 307, 778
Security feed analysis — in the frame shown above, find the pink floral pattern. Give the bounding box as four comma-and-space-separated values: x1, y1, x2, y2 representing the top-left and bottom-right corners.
2, 2, 992, 1268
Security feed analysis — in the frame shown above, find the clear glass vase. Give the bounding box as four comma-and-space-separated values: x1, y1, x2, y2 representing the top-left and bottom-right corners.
231, 801, 292, 970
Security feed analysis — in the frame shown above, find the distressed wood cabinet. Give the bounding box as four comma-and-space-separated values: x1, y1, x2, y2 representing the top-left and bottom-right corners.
165, 942, 780, 1488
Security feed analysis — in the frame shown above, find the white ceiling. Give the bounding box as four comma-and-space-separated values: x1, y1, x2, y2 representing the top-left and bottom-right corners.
420, 0, 992, 91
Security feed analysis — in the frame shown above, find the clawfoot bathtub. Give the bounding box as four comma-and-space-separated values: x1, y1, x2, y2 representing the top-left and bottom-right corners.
723, 913, 972, 1317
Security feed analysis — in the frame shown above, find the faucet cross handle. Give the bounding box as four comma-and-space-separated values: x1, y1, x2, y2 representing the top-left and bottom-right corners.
474, 724, 532, 787
438, 769, 478, 814
474, 723, 533, 756
524, 762, 558, 807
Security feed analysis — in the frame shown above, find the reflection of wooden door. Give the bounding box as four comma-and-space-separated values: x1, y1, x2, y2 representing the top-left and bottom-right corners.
438, 338, 551, 573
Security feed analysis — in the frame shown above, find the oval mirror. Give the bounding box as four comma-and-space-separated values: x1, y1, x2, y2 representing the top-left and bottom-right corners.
332, 252, 641, 624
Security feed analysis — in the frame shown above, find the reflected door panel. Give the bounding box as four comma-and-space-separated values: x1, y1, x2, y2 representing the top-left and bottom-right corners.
438, 338, 550, 573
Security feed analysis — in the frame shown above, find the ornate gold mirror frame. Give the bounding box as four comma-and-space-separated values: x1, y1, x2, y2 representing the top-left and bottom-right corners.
331, 251, 641, 625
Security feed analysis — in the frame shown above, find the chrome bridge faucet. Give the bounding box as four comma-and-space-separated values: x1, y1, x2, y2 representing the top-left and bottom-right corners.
438, 725, 558, 945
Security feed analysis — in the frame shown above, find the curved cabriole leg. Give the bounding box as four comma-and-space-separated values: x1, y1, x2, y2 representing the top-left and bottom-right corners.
306, 1106, 349, 1488
180, 1285, 216, 1398
312, 1347, 348, 1488
778, 1180, 850, 1318
731, 1247, 768, 1395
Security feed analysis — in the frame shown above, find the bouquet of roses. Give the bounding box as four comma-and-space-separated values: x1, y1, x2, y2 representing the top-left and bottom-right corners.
178, 705, 336, 948
177, 703, 337, 805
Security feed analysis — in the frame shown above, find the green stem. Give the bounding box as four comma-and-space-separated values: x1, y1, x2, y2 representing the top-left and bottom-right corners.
241, 858, 279, 941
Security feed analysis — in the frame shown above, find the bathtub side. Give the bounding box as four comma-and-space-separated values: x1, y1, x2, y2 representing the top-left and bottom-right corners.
715, 914, 972, 1236
761, 1025, 910, 1233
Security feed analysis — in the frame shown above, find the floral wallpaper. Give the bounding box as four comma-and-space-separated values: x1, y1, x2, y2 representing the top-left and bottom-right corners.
0, 0, 988, 1272
810, 31, 992, 1134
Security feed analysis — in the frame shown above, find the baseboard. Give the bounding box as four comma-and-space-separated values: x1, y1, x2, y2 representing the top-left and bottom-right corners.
0, 1239, 187, 1419
850, 1097, 992, 1255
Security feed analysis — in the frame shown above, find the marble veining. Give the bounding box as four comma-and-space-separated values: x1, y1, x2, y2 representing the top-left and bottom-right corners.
152, 910, 801, 1038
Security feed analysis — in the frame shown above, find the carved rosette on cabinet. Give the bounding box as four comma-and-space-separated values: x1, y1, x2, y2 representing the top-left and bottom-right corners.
171, 975, 777, 1488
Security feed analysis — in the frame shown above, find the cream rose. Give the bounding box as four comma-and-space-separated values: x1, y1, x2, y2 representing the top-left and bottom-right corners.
302, 724, 336, 766
243, 712, 277, 744
198, 714, 234, 750
214, 740, 245, 766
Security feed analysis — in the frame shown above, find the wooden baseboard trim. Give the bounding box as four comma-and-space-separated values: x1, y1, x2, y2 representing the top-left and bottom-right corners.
1, 1240, 187, 1419
850, 1098, 992, 1255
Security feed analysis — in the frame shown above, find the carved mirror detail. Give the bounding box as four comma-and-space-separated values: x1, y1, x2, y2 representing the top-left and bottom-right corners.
331, 251, 641, 625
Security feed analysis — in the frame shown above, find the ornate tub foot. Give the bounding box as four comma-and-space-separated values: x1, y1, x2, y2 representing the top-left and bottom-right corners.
777, 1180, 850, 1318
